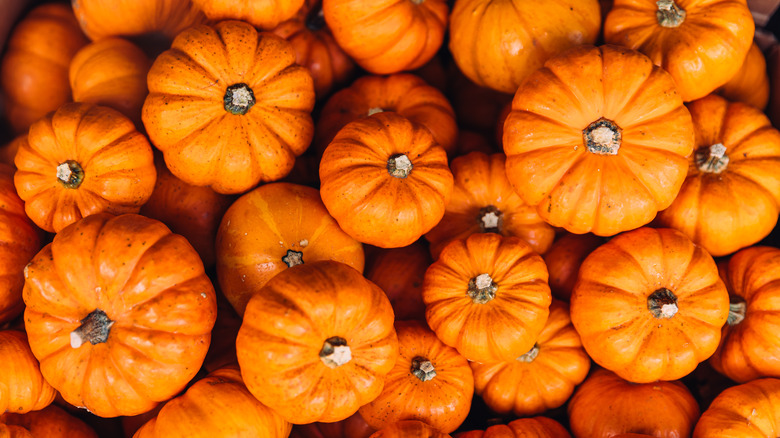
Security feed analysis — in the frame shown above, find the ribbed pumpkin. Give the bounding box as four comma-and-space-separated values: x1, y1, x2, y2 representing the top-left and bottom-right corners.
142, 21, 316, 194
369, 421, 451, 438
1, 405, 98, 438
0, 330, 56, 414
364, 243, 430, 322
290, 412, 375, 438
717, 42, 770, 110
543, 233, 604, 302
236, 261, 398, 424
455, 417, 571, 438
22, 213, 217, 417
13, 102, 156, 233
503, 44, 694, 236
191, 0, 305, 30
693, 378, 780, 437
216, 182, 364, 316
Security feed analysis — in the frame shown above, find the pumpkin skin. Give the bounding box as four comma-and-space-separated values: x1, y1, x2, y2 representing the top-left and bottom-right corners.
502, 44, 695, 236
201, 292, 241, 373
290, 412, 375, 438
0, 164, 41, 326
455, 417, 572, 438
0, 3, 88, 134
14, 102, 157, 233
319, 112, 454, 248
693, 378, 780, 437
449, 0, 601, 94
236, 261, 398, 424
568, 369, 700, 438
655, 94, 780, 257
604, 0, 754, 102
0, 330, 55, 414
323, 0, 449, 75
1, 404, 98, 438
364, 242, 430, 322
133, 365, 291, 438
570, 227, 729, 383
542, 233, 604, 302
358, 320, 474, 434
142, 21, 316, 194
314, 74, 458, 156
709, 247, 780, 383
455, 131, 495, 156
216, 182, 364, 316
191, 0, 304, 30
425, 152, 555, 259
369, 421, 451, 438
69, 38, 151, 128
717, 42, 770, 110
22, 213, 217, 417
470, 300, 590, 417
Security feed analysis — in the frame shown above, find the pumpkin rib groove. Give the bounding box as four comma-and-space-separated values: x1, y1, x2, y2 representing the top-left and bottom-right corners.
81, 131, 148, 169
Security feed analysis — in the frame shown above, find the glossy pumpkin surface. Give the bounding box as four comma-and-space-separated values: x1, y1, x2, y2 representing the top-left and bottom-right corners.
192, 0, 304, 30
71, 0, 205, 41
717, 42, 770, 110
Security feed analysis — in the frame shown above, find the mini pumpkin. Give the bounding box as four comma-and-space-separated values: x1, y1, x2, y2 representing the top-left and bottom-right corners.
290, 412, 375, 438
191, 0, 304, 30
543, 233, 605, 301
142, 21, 316, 194
319, 112, 453, 248
22, 213, 217, 417
0, 330, 55, 414
455, 417, 571, 438
503, 44, 694, 236
364, 242, 430, 322
369, 421, 451, 438
14, 102, 156, 233
570, 227, 729, 383
717, 42, 770, 110
1, 404, 98, 438
693, 378, 780, 437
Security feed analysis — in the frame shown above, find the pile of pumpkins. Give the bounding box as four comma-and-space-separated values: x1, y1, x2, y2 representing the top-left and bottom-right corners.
1, 0, 780, 437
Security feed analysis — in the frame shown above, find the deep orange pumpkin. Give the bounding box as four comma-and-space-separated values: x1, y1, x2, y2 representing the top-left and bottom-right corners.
455, 417, 571, 438
290, 412, 376, 438
369, 421, 451, 438
192, 0, 304, 30
1, 404, 98, 438
693, 378, 780, 437
717, 42, 770, 110
0, 330, 55, 414
543, 233, 605, 302
364, 242, 430, 322
0, 136, 24, 168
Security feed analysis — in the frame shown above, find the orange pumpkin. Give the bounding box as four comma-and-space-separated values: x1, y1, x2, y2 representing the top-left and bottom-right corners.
570, 227, 729, 383
455, 417, 571, 438
1, 404, 98, 438
290, 412, 375, 438
358, 320, 474, 434
693, 378, 780, 437
69, 38, 151, 128
425, 152, 555, 259
14, 102, 156, 233
0, 164, 41, 325
323, 0, 448, 74
216, 182, 364, 316
133, 365, 291, 437
604, 0, 754, 102
503, 44, 694, 236
655, 94, 780, 257
236, 261, 398, 424
0, 330, 55, 414
364, 242, 430, 322
314, 74, 458, 156
0, 3, 88, 134
142, 21, 316, 194
319, 112, 453, 248
470, 300, 590, 416
717, 42, 770, 110
0, 135, 25, 168
449, 0, 601, 94
542, 233, 604, 302
140, 156, 233, 269
191, 0, 304, 30
369, 421, 451, 438
22, 213, 217, 417
709, 247, 780, 383
568, 369, 700, 438
423, 233, 551, 362
201, 292, 241, 373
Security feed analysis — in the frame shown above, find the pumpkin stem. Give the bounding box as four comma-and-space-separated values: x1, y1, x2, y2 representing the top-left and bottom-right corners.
367, 107, 384, 116
411, 356, 436, 381
468, 273, 498, 304
56, 160, 85, 189
583, 118, 621, 155
70, 309, 114, 348
387, 154, 413, 178
306, 7, 326, 31
319, 336, 352, 368
517, 344, 540, 363
224, 83, 256, 115
656, 0, 686, 28
695, 144, 729, 174
478, 205, 504, 233
728, 298, 747, 326
647, 288, 678, 319
282, 249, 304, 267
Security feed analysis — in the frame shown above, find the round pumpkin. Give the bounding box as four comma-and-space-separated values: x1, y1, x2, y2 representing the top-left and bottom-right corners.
191, 0, 304, 30
69, 37, 151, 128
455, 417, 571, 438
717, 42, 770, 110
424, 152, 555, 259
542, 233, 604, 302
568, 368, 700, 438
133, 365, 291, 438
236, 261, 398, 424
693, 378, 780, 437
358, 320, 474, 434
655, 93, 780, 257
22, 213, 217, 417
709, 246, 780, 383
1, 404, 97, 438
502, 44, 695, 236
0, 3, 88, 134
470, 300, 590, 416
364, 242, 430, 322
290, 412, 375, 438
604, 0, 754, 102
142, 21, 316, 194
314, 74, 458, 156
323, 0, 448, 74
369, 421, 451, 438
0, 330, 55, 414
319, 112, 453, 248
449, 0, 601, 94
570, 227, 729, 383
216, 182, 364, 316
13, 102, 156, 233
